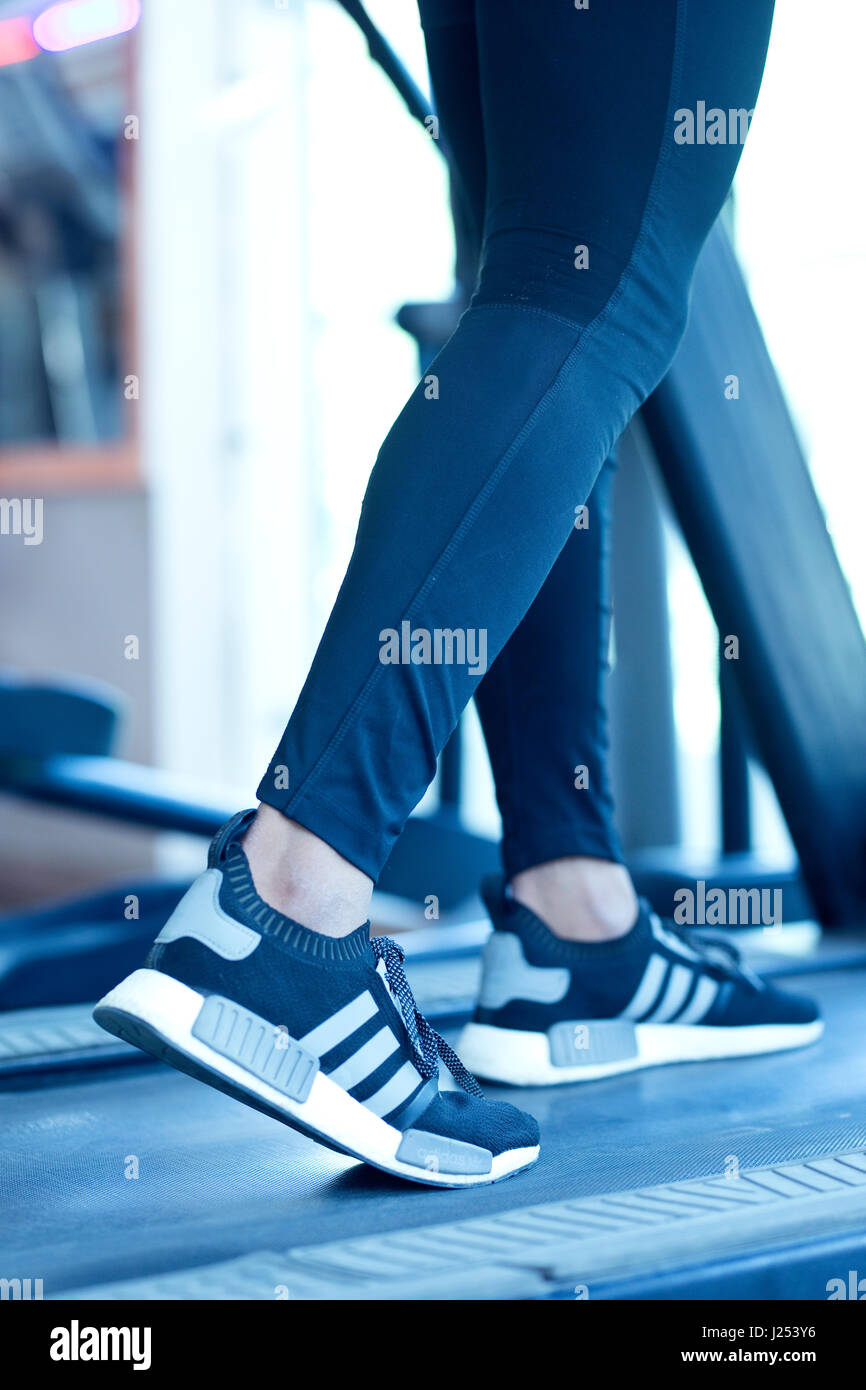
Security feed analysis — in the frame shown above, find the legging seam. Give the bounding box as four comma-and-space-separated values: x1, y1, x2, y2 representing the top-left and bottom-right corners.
463, 299, 592, 332
281, 0, 687, 824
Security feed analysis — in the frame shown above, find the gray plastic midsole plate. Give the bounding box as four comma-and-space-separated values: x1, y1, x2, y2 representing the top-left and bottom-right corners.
191, 995, 318, 1104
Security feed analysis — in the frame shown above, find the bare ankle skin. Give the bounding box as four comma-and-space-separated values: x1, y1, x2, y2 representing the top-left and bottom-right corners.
242, 804, 373, 938
510, 855, 638, 942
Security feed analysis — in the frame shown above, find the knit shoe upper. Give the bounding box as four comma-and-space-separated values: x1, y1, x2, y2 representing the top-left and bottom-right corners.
474, 876, 821, 1033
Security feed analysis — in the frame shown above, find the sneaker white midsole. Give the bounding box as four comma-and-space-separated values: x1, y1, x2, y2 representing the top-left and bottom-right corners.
458, 1017, 825, 1086
95, 969, 537, 1185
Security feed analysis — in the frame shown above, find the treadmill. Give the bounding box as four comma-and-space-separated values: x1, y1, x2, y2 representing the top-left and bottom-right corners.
2, 2, 865, 1302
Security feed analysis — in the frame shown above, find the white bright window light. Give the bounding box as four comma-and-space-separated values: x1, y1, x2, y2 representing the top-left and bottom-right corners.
32, 0, 141, 54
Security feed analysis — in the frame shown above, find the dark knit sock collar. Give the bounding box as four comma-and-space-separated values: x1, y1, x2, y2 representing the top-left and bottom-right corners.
219, 844, 372, 964
483, 875, 652, 963
208, 809, 258, 868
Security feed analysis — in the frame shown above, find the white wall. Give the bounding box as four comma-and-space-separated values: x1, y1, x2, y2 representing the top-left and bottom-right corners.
142, 0, 452, 845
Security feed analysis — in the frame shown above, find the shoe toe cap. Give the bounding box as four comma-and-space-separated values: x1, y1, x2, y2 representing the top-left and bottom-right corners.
730, 981, 822, 1027
412, 1089, 539, 1156
770, 986, 821, 1026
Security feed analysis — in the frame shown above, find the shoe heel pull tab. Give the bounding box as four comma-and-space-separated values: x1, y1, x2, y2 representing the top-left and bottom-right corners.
207, 808, 258, 868
480, 874, 507, 925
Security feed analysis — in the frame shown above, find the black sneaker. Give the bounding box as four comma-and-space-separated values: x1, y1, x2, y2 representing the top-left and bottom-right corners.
458, 877, 823, 1085
93, 814, 539, 1187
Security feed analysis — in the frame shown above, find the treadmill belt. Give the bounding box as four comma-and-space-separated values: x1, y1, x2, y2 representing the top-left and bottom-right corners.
2, 966, 865, 1299
70, 1150, 866, 1301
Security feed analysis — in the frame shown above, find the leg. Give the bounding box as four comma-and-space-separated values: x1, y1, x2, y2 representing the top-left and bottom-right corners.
476, 467, 640, 940
422, 0, 636, 941
97, 0, 816, 1161
252, 0, 776, 937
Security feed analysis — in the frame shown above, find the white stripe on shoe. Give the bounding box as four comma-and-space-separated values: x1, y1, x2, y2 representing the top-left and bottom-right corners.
619, 949, 721, 1026
326, 1026, 399, 1090
673, 974, 720, 1024
297, 990, 424, 1116
619, 953, 668, 1019
363, 1059, 424, 1117
297, 992, 377, 1056
644, 962, 694, 1022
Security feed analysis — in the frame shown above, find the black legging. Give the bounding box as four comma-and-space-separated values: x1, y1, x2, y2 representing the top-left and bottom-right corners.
258, 0, 776, 881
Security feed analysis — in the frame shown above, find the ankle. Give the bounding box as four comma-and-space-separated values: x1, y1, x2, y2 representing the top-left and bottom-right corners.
242, 805, 373, 939
510, 856, 638, 943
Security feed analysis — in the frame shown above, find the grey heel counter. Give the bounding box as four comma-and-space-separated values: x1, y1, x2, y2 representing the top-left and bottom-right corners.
154, 869, 261, 961
478, 931, 570, 1011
